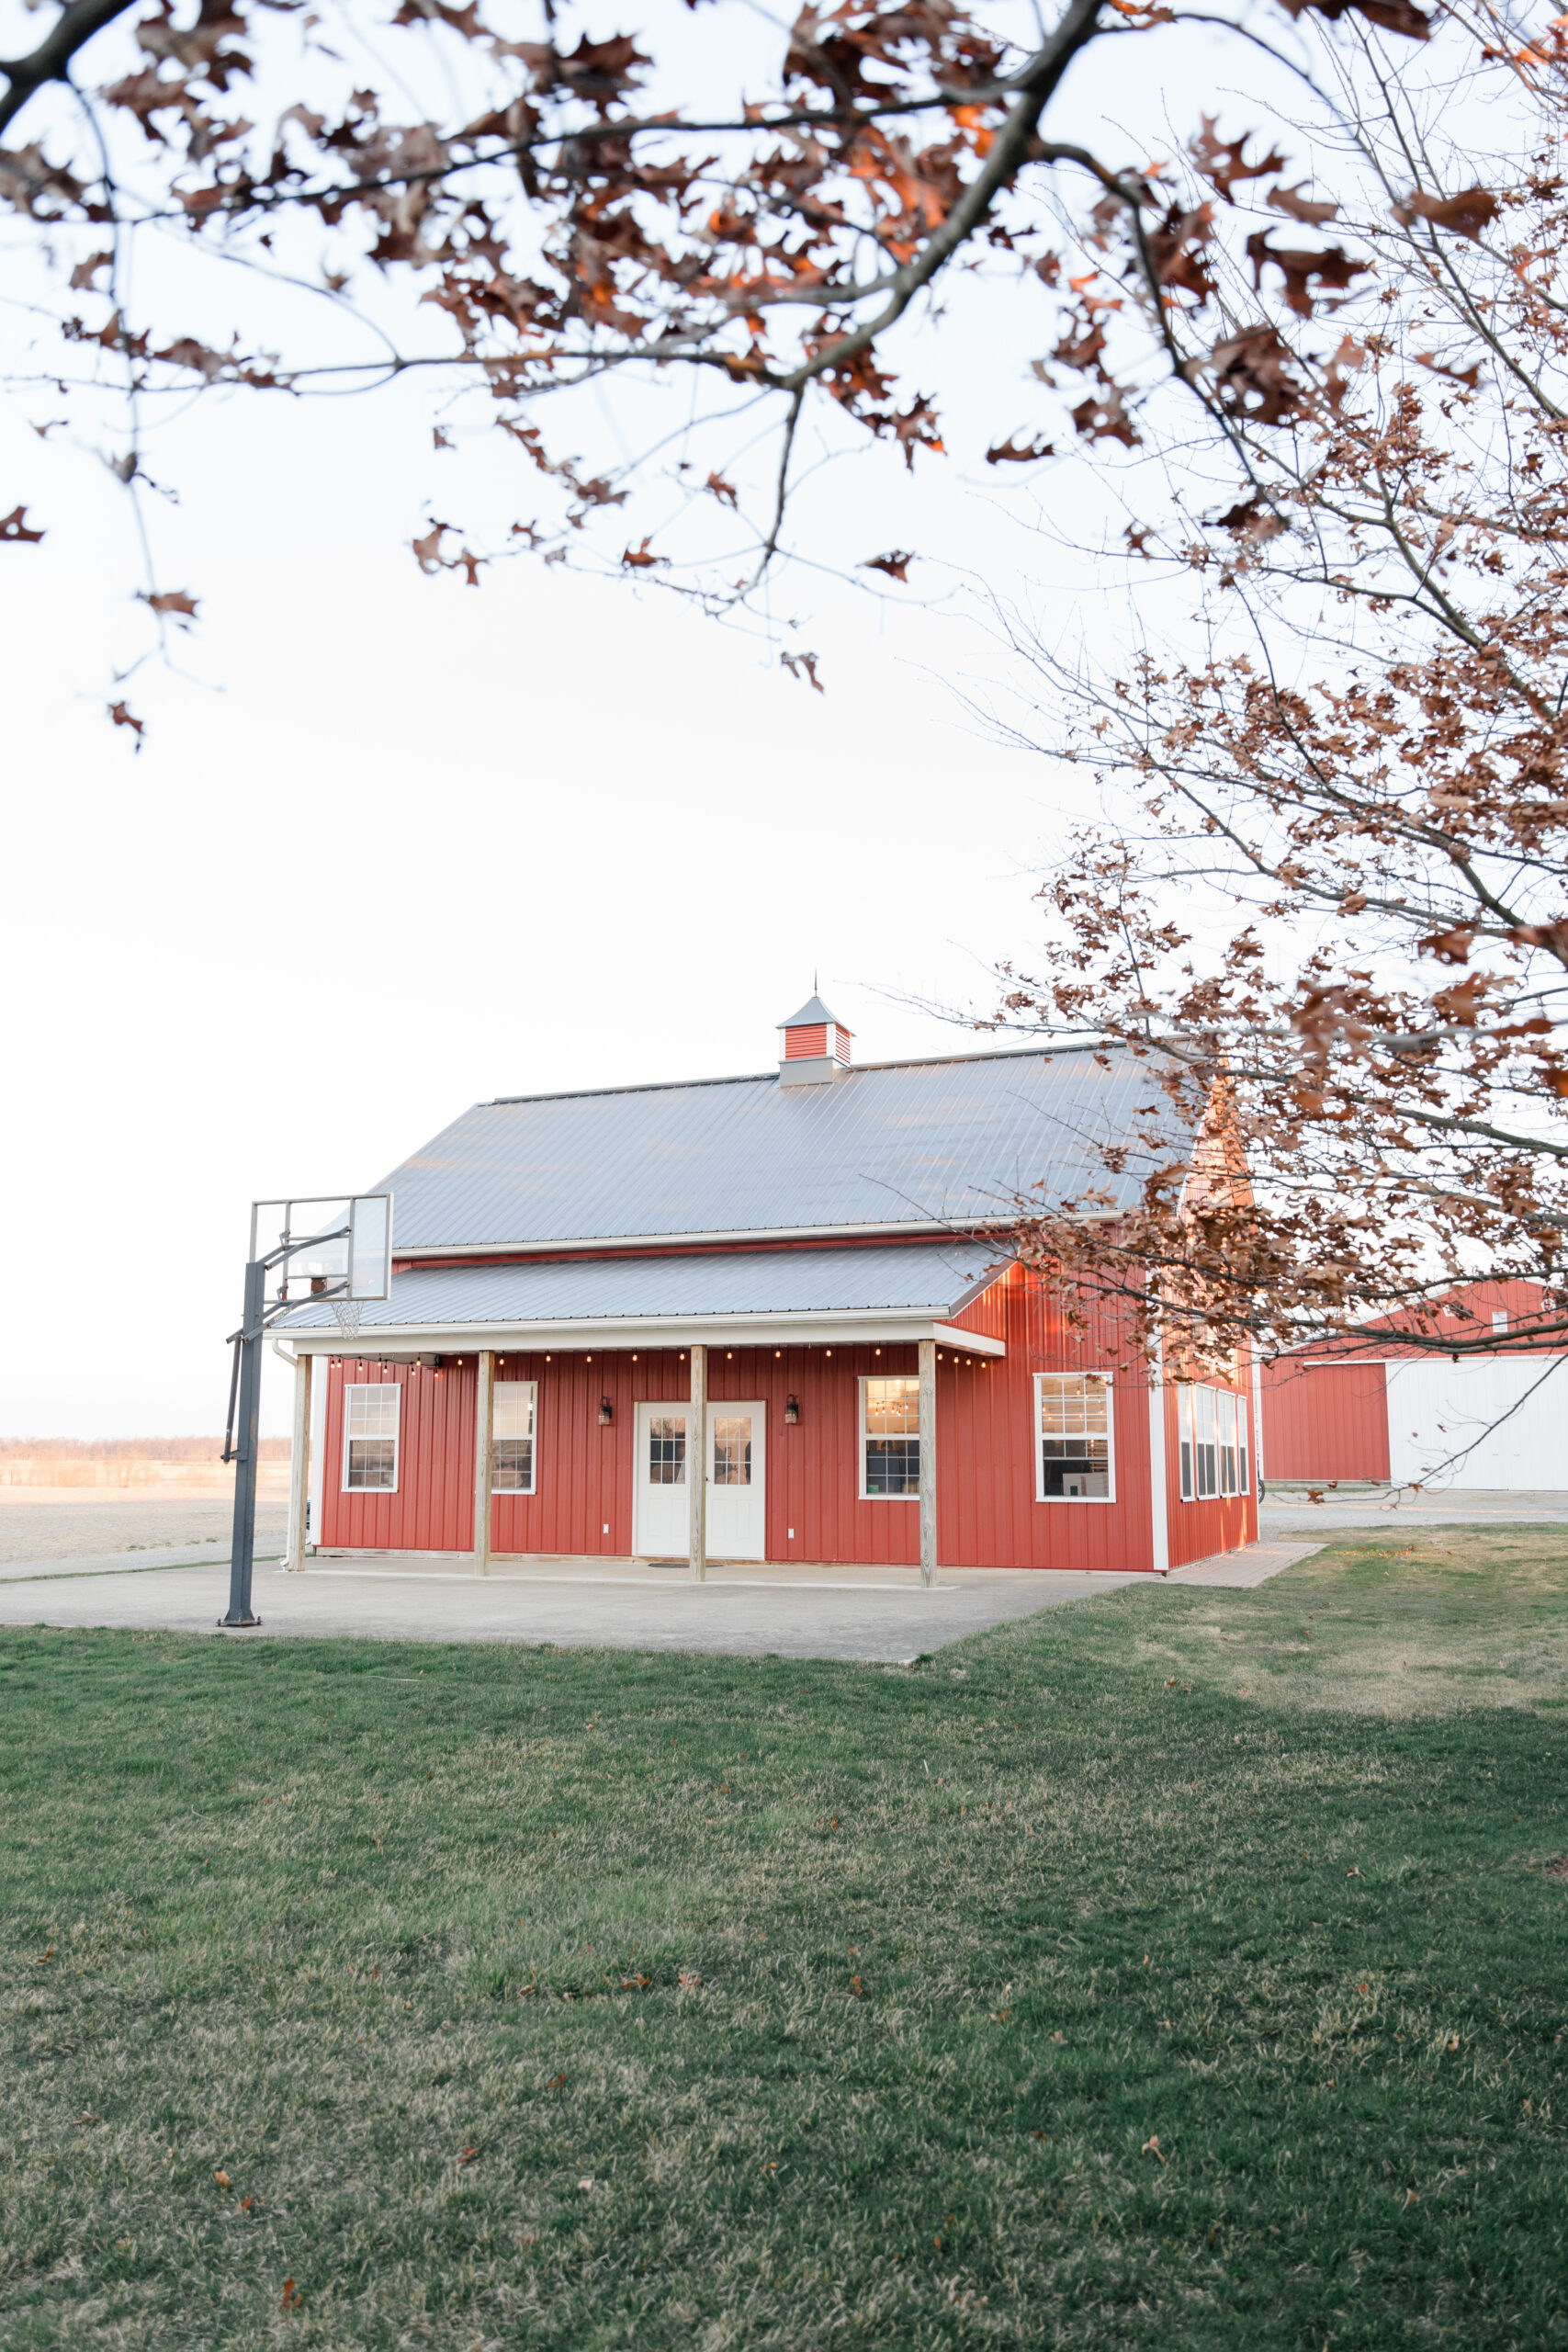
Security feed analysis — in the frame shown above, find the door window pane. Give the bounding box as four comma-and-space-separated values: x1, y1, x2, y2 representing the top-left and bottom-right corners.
1037, 1373, 1112, 1498
649, 1414, 686, 1486
493, 1379, 536, 1494
1238, 1394, 1250, 1495
1178, 1385, 1194, 1501
712, 1415, 752, 1486
344, 1382, 399, 1491
863, 1375, 920, 1496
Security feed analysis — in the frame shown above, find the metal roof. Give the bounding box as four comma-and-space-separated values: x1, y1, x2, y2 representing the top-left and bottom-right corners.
780, 993, 842, 1029
279, 1238, 1001, 1333
375, 1045, 1190, 1252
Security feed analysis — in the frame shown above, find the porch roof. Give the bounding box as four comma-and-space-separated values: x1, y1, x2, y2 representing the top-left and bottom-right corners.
277, 1238, 1006, 1354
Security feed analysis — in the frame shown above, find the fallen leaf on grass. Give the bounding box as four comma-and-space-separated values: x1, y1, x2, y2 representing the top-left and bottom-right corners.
577, 2176, 594, 2191
457, 2146, 480, 2166
1347, 1867, 1362, 1879
621, 1973, 650, 1990
214, 2170, 230, 2189
281, 2278, 298, 2311
1142, 2134, 1167, 2164
547, 2074, 567, 2090
33, 1947, 53, 1966
678, 1970, 702, 1989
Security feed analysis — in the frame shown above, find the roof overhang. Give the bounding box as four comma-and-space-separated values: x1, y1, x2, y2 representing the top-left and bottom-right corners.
285, 1313, 1003, 1358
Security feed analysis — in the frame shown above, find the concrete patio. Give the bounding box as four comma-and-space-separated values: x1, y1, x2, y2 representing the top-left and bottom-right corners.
0, 1539, 1325, 1663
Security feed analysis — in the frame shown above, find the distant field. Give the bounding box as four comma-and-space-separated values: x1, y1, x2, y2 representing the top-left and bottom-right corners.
1, 1532, 1564, 2349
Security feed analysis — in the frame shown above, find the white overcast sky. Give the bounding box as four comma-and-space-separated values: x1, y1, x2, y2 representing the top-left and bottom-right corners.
0, 0, 1335, 1437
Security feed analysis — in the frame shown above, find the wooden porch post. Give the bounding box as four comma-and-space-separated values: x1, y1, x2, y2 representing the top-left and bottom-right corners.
474, 1349, 494, 1577
688, 1341, 707, 1584
285, 1351, 312, 1571
919, 1336, 937, 1589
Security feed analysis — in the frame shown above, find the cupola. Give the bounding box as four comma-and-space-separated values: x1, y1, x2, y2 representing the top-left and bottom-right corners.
777, 993, 853, 1085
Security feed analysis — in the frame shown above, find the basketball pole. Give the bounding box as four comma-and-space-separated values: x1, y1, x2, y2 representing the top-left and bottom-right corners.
222, 1258, 267, 1629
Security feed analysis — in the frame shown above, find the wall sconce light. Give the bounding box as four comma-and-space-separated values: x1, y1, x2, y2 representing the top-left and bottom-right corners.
598, 1396, 613, 1426
784, 1394, 799, 1426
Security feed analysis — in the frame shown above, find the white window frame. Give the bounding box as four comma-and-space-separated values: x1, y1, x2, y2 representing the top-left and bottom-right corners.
1176, 1384, 1251, 1502
859, 1374, 921, 1501
342, 1381, 400, 1494
1033, 1372, 1116, 1503
492, 1378, 537, 1496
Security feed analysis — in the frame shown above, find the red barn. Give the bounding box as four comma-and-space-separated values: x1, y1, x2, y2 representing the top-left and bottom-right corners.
1259, 1280, 1568, 1490
277, 1001, 1258, 1578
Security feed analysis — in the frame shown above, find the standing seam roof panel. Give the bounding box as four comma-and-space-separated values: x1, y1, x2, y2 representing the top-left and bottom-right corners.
378, 1047, 1190, 1251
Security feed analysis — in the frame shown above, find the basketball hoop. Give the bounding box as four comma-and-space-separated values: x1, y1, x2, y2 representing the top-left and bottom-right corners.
331, 1295, 365, 1343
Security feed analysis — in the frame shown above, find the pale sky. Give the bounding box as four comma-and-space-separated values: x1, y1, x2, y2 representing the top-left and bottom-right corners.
0, 0, 1322, 1439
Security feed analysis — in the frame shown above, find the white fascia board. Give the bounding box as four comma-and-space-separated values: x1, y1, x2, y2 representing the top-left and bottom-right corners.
288, 1312, 1006, 1358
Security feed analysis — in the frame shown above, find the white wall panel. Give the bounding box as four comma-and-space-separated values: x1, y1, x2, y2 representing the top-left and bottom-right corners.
1384, 1357, 1568, 1489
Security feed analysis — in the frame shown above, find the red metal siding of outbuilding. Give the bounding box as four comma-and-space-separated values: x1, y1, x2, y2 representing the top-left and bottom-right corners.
784, 1024, 828, 1060
1259, 1361, 1392, 1481
315, 1263, 1253, 1568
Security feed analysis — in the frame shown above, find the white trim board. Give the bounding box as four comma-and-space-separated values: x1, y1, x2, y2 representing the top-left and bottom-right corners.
288, 1316, 1006, 1358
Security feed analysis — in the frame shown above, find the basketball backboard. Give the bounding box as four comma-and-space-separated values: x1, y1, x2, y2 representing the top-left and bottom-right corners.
252, 1193, 392, 1310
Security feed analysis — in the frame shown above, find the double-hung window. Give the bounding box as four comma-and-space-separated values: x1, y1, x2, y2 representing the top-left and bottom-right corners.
862, 1375, 920, 1497
1035, 1373, 1113, 1499
344, 1382, 399, 1491
492, 1380, 537, 1494
1177, 1385, 1250, 1500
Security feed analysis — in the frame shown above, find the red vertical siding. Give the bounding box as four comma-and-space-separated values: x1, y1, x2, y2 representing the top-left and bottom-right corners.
1162, 1379, 1261, 1568
320, 1356, 475, 1552
1259, 1360, 1391, 1481
315, 1261, 1262, 1570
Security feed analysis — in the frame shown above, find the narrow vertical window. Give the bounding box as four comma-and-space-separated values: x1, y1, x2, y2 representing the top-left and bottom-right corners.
863, 1376, 920, 1497
1035, 1374, 1114, 1500
344, 1382, 399, 1491
1195, 1386, 1218, 1498
1237, 1393, 1250, 1496
1218, 1390, 1238, 1497
492, 1380, 537, 1494
1178, 1385, 1194, 1502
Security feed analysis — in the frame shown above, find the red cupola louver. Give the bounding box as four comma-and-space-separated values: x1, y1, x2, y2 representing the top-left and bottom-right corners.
777, 993, 852, 1085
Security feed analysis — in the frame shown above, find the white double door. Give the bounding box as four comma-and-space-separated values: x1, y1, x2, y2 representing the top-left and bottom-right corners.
633, 1399, 766, 1561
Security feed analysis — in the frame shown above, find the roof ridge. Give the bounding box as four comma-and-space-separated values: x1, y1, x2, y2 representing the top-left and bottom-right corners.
488, 1037, 1108, 1110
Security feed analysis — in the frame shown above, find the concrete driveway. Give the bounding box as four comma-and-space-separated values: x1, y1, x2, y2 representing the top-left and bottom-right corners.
1261, 1487, 1568, 1532
0, 1543, 1320, 1665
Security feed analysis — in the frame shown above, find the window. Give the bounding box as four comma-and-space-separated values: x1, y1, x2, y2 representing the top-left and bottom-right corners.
1035, 1373, 1113, 1500
492, 1380, 536, 1494
344, 1382, 399, 1491
863, 1375, 920, 1497
711, 1415, 752, 1486
1218, 1389, 1238, 1497
1176, 1385, 1251, 1500
648, 1414, 686, 1486
1493, 1308, 1509, 1335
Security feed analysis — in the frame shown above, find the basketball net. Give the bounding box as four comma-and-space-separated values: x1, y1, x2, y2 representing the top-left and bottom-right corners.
331, 1295, 364, 1344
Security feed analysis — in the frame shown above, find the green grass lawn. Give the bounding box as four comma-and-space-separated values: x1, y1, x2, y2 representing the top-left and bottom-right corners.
2, 1533, 1566, 2350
